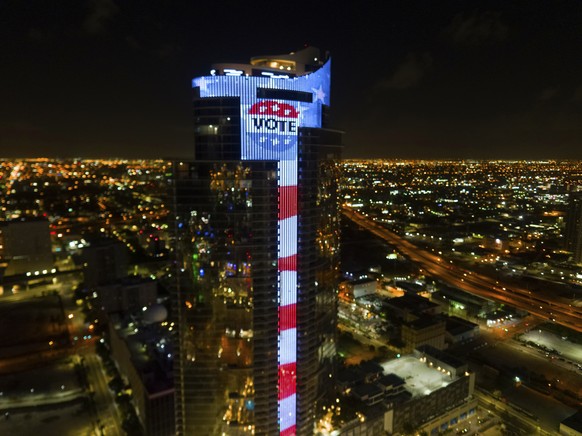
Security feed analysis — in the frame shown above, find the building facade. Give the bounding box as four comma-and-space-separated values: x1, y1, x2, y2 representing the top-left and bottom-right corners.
81, 238, 129, 287
565, 191, 582, 265
172, 47, 342, 435
108, 312, 175, 436
0, 218, 53, 276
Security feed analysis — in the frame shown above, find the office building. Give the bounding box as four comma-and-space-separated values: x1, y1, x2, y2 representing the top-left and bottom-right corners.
172, 47, 342, 435
565, 190, 582, 264
80, 237, 129, 287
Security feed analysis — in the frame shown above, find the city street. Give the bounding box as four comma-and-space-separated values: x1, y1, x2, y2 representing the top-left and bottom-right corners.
84, 353, 124, 436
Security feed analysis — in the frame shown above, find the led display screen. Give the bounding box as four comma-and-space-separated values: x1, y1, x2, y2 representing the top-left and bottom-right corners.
192, 60, 330, 160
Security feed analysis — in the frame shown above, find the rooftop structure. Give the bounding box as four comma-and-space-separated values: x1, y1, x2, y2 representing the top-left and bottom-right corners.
381, 355, 455, 398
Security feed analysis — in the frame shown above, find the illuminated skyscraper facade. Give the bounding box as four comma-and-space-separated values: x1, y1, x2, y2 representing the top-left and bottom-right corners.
172, 47, 342, 435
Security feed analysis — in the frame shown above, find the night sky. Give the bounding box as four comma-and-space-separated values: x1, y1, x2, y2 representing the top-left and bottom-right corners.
1, 1, 581, 159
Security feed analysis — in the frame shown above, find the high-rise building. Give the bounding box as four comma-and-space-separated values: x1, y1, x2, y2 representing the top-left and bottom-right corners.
171, 47, 342, 435
565, 190, 582, 264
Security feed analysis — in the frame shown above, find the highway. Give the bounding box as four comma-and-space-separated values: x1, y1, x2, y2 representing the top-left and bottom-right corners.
343, 206, 582, 333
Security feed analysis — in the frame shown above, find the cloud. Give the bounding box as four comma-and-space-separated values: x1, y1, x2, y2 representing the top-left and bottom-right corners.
446, 11, 508, 45
84, 0, 119, 35
378, 53, 433, 90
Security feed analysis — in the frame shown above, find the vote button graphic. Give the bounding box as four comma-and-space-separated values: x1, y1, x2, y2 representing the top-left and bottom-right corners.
246, 100, 299, 153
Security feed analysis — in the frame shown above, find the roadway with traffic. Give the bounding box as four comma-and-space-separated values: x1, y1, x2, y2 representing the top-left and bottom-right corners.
343, 206, 582, 333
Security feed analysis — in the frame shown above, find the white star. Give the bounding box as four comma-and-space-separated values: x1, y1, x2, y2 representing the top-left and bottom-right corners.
272, 104, 280, 111
260, 137, 266, 143
260, 106, 267, 112
284, 109, 291, 115
197, 76, 210, 92
312, 85, 326, 103
273, 139, 279, 145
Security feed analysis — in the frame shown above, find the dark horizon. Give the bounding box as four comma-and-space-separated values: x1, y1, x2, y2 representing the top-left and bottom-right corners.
1, 1, 581, 159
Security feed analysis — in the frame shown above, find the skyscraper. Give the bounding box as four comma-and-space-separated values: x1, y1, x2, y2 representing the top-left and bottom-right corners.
172, 47, 342, 435
565, 190, 582, 265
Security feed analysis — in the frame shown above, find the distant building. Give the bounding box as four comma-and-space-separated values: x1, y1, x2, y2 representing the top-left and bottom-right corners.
384, 293, 441, 322
349, 278, 377, 299
414, 345, 468, 378
385, 351, 475, 435
0, 218, 53, 276
81, 238, 128, 287
565, 191, 582, 264
401, 317, 446, 352
95, 276, 158, 314
337, 362, 404, 408
431, 287, 495, 319
383, 294, 446, 352
445, 316, 479, 344
108, 308, 174, 436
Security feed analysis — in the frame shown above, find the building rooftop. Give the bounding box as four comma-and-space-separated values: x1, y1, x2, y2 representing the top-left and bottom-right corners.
416, 345, 466, 370
358, 360, 383, 376
381, 355, 455, 398
338, 367, 364, 386
209, 46, 325, 78
112, 313, 174, 395
394, 281, 424, 294
407, 316, 444, 330
377, 373, 406, 389
352, 278, 377, 286
386, 293, 439, 313
445, 316, 479, 336
351, 383, 384, 399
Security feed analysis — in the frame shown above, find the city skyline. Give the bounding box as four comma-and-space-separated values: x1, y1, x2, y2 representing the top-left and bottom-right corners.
1, 1, 582, 159
1, 158, 581, 435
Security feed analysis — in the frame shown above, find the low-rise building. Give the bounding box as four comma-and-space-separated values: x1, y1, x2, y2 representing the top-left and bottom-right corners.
445, 316, 479, 344
414, 345, 468, 378
337, 353, 476, 436
382, 355, 475, 435
376, 374, 406, 397
352, 278, 377, 299
385, 293, 441, 322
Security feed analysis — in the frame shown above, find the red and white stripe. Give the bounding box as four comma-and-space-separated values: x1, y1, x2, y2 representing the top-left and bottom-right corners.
278, 159, 298, 435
